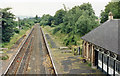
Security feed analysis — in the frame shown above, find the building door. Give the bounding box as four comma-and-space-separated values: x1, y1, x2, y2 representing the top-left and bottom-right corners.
95, 50, 98, 66
98, 52, 102, 69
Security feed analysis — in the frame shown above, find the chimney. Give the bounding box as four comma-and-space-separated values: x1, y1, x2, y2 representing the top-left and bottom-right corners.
108, 12, 113, 20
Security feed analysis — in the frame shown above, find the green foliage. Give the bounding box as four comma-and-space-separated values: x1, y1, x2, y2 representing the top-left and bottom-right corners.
111, 0, 120, 2
64, 34, 77, 46
53, 26, 61, 34
0, 55, 9, 60
14, 28, 20, 33
1, 8, 15, 42
19, 17, 35, 30
35, 15, 38, 20
40, 3, 99, 46
34, 15, 40, 23
1, 7, 36, 52
88, 62, 91, 67
58, 3, 98, 36
54, 9, 66, 25
100, 1, 120, 23
40, 14, 54, 26
53, 3, 98, 46
75, 13, 98, 36
25, 23, 30, 28
1, 8, 35, 43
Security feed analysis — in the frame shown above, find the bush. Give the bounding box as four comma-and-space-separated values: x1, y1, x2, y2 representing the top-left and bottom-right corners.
53, 26, 61, 34
25, 23, 31, 28
64, 35, 77, 46
88, 62, 91, 67
51, 24, 56, 27
0, 55, 9, 60
22, 26, 29, 30
14, 28, 20, 33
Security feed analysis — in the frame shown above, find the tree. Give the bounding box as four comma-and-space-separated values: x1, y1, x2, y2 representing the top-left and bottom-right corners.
20, 18, 35, 29
52, 3, 99, 46
111, 0, 120, 2
35, 15, 38, 20
64, 34, 77, 46
1, 8, 15, 42
40, 3, 99, 46
40, 14, 54, 26
59, 3, 98, 35
34, 15, 39, 23
100, 1, 120, 23
75, 13, 98, 36
54, 9, 66, 25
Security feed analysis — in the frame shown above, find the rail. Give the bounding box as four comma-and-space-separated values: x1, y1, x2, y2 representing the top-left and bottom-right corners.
3, 27, 34, 75
40, 27, 58, 76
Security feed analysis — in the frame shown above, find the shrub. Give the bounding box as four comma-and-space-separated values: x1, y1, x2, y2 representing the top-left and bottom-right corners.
88, 62, 91, 67
14, 28, 20, 34
0, 55, 9, 60
52, 26, 61, 34
25, 23, 31, 28
64, 35, 77, 46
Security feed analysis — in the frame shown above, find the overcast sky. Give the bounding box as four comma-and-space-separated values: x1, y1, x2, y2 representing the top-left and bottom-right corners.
0, 0, 111, 17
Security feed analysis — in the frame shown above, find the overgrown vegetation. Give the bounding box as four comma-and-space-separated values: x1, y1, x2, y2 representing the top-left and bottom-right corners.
0, 55, 9, 60
40, 3, 99, 46
40, 1, 120, 46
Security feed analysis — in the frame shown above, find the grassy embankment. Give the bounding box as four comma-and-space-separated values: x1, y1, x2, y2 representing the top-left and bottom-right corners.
2, 27, 31, 49
0, 27, 32, 60
42, 26, 83, 51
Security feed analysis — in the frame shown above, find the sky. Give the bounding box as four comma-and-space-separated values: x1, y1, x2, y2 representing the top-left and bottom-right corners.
0, 0, 111, 17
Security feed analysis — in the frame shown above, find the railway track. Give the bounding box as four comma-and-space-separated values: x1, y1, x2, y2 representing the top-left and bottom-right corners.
3, 24, 56, 76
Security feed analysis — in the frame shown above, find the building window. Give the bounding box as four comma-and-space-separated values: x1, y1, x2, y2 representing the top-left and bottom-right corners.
109, 57, 114, 69
98, 52, 102, 61
103, 55, 107, 65
116, 61, 120, 73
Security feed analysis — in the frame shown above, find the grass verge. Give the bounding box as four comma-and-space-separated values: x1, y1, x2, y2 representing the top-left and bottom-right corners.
1, 27, 32, 60
2, 27, 31, 50
42, 26, 83, 50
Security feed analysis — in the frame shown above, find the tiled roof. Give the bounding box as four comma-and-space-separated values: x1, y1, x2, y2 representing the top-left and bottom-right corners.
81, 19, 120, 55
